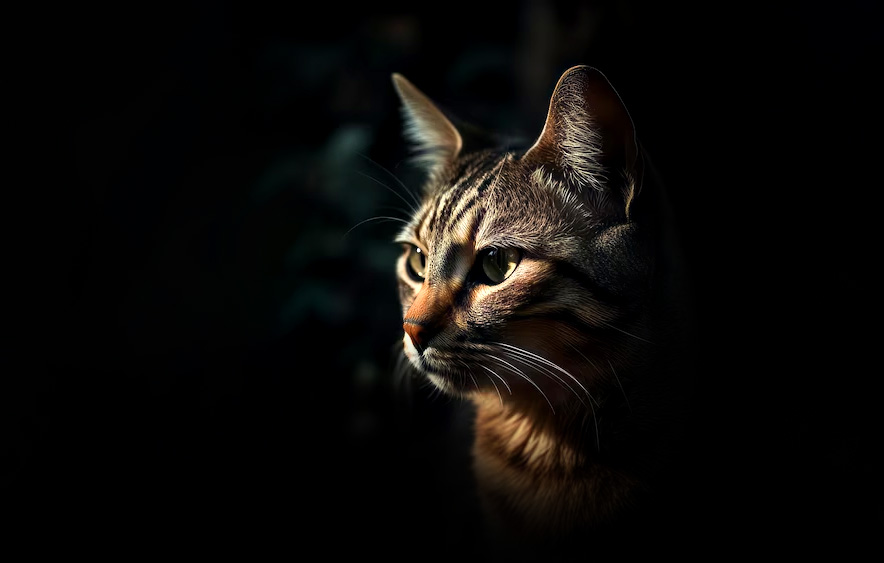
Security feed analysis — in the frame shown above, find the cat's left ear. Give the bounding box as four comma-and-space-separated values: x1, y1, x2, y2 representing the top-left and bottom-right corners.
523, 66, 639, 218
392, 73, 463, 178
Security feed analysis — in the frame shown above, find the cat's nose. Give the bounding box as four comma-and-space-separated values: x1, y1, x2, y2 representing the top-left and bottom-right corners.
404, 284, 448, 351
403, 319, 438, 351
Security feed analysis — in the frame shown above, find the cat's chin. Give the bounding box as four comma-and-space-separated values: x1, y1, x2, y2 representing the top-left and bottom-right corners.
425, 369, 489, 398
426, 372, 468, 396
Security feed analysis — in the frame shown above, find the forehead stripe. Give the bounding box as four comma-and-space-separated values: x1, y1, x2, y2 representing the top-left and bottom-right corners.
422, 201, 438, 238
441, 155, 504, 233
425, 194, 441, 235
433, 153, 497, 230
445, 194, 479, 235
424, 155, 481, 236
437, 173, 478, 233
426, 155, 478, 234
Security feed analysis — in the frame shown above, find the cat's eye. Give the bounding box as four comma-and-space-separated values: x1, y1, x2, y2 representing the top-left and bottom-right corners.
479, 247, 521, 285
405, 245, 426, 281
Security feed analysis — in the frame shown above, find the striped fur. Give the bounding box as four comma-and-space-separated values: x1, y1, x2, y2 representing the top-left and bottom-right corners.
392, 66, 691, 548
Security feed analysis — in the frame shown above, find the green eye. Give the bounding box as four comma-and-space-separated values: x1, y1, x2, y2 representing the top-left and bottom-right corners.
405, 245, 426, 281
480, 247, 521, 284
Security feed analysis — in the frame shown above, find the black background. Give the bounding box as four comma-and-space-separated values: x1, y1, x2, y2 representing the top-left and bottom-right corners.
4, 0, 881, 555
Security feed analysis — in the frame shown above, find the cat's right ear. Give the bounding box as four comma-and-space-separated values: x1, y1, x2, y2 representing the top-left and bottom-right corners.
523, 66, 638, 220
392, 73, 463, 177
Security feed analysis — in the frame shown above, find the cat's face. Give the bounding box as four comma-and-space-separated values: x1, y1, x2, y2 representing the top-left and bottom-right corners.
393, 67, 651, 411
397, 153, 607, 404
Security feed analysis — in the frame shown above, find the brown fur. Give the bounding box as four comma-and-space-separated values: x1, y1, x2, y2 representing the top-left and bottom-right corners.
392, 66, 694, 550
473, 394, 643, 538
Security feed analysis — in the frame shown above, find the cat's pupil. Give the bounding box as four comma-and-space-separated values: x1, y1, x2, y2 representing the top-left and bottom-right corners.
406, 245, 426, 281
480, 247, 520, 284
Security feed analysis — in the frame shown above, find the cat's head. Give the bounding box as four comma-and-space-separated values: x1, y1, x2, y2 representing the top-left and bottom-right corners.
392, 66, 657, 414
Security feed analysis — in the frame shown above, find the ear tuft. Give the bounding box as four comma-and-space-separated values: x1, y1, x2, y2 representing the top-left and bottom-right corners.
392, 73, 463, 176
523, 66, 638, 201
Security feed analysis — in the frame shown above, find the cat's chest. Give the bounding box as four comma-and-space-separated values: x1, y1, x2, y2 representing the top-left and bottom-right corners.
470, 399, 641, 536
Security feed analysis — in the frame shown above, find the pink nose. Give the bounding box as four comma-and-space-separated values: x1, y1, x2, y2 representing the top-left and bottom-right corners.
404, 283, 447, 351
404, 320, 438, 351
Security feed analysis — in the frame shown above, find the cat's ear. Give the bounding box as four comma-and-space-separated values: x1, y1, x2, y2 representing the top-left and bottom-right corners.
392, 73, 463, 176
523, 66, 638, 216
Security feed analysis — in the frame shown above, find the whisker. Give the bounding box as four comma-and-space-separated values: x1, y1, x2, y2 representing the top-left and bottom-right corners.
343, 215, 410, 239
599, 320, 655, 344
494, 342, 600, 450
478, 364, 512, 408
487, 354, 555, 414
554, 345, 602, 451
558, 346, 603, 451
560, 343, 606, 409
457, 360, 481, 392
389, 341, 414, 398
501, 351, 581, 406
393, 350, 408, 385
478, 364, 512, 395
423, 380, 444, 404
376, 204, 416, 218
482, 370, 504, 407
467, 372, 480, 392
357, 153, 422, 209
492, 342, 594, 405
501, 348, 584, 405
607, 359, 631, 413
356, 170, 420, 215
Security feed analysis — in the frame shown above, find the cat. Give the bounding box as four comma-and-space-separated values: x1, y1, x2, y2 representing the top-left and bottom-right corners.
390, 65, 695, 553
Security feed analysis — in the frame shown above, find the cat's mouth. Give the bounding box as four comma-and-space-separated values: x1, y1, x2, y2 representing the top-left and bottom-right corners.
403, 334, 447, 375
403, 334, 478, 394
402, 327, 601, 407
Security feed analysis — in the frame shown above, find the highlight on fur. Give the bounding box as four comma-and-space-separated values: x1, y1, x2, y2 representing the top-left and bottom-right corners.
390, 65, 692, 550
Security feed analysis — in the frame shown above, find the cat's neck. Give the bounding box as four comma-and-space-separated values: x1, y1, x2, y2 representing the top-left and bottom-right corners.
473, 394, 585, 473
470, 393, 646, 539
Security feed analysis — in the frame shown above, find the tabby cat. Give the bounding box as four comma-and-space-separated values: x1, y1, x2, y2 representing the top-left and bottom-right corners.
391, 66, 694, 551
